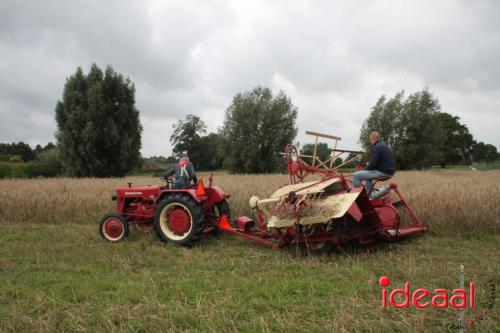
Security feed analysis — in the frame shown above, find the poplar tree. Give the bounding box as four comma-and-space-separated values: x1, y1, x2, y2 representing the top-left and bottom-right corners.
55, 64, 142, 177
222, 86, 298, 173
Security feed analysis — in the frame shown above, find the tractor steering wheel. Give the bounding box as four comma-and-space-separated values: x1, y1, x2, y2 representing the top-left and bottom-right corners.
160, 177, 174, 189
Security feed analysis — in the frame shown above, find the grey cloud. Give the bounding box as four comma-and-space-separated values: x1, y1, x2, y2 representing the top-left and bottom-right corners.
1, 0, 499, 157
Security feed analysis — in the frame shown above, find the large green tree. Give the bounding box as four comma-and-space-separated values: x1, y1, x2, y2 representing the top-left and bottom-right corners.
222, 86, 298, 173
170, 115, 228, 171
170, 114, 207, 168
196, 133, 227, 171
360, 89, 442, 170
472, 142, 498, 162
433, 112, 474, 167
55, 64, 142, 177
300, 142, 331, 164
170, 115, 207, 157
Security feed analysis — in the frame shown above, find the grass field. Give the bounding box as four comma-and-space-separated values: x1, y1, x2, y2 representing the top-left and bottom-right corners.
0, 171, 499, 332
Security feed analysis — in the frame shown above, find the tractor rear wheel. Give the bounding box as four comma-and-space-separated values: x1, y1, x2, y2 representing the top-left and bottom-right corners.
99, 213, 129, 242
153, 194, 205, 247
216, 200, 231, 217
210, 199, 231, 236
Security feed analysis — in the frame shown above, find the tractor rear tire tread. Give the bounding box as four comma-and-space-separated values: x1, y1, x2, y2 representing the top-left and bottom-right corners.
216, 199, 231, 218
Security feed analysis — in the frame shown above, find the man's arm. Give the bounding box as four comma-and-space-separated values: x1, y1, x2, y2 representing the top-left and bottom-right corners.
189, 164, 198, 184
365, 146, 381, 170
163, 166, 175, 179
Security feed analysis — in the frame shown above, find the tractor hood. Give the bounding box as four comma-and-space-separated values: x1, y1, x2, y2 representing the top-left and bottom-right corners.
116, 185, 161, 200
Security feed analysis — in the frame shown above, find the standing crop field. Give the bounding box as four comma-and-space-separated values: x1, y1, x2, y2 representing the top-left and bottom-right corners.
1, 171, 498, 235
0, 171, 499, 332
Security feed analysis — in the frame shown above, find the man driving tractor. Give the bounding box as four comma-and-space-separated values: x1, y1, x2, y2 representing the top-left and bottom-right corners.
352, 131, 395, 193
163, 153, 198, 189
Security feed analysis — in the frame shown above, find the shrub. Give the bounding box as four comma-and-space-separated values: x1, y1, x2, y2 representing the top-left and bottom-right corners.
38, 148, 64, 177
0, 163, 10, 178
473, 159, 500, 170
8, 155, 23, 163
0, 162, 42, 179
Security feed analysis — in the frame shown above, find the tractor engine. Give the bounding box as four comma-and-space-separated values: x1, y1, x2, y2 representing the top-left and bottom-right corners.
124, 200, 155, 219
114, 184, 161, 232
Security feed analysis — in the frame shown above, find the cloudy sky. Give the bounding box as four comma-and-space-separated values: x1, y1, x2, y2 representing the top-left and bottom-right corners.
1, 0, 499, 157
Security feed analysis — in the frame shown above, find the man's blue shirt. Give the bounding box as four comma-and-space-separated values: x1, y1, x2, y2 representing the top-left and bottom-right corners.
365, 140, 395, 175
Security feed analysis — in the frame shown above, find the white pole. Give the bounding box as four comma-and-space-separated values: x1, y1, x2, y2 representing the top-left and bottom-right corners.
459, 263, 465, 333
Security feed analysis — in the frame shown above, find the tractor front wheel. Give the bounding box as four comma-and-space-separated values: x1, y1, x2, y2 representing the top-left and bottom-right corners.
99, 213, 129, 242
154, 194, 205, 247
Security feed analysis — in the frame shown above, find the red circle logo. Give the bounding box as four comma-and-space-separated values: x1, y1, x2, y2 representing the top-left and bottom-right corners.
379, 276, 391, 287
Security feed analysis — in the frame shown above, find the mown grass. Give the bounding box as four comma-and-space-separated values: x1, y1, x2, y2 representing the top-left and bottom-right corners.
0, 171, 499, 332
0, 224, 498, 332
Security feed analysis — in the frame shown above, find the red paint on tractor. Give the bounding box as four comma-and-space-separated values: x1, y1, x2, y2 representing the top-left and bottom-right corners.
104, 219, 124, 238
167, 209, 191, 234
236, 216, 254, 232
116, 185, 161, 200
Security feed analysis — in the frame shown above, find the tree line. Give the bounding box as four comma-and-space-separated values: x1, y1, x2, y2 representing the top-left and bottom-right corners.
3, 64, 498, 178
169, 86, 298, 173
169, 88, 498, 172
0, 142, 54, 163
0, 142, 63, 178
359, 89, 498, 169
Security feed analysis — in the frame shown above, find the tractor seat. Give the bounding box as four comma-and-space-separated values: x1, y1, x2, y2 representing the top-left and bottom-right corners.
373, 176, 391, 182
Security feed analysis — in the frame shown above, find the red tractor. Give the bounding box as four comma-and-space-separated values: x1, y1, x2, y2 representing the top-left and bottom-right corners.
99, 177, 230, 247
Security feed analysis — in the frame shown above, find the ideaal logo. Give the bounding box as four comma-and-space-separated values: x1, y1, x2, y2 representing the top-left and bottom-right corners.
378, 275, 497, 330
378, 276, 475, 309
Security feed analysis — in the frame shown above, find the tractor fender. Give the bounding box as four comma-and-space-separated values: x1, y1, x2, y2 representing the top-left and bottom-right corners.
206, 186, 229, 203
155, 186, 229, 205
156, 188, 202, 204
